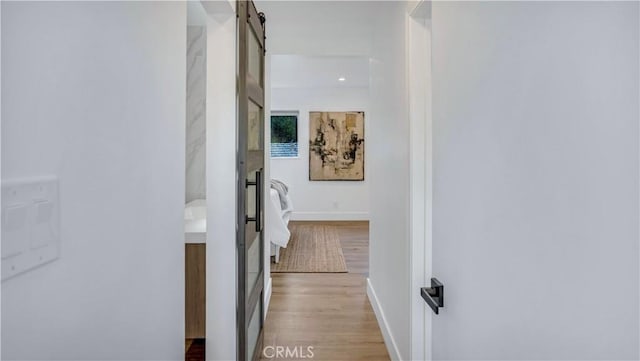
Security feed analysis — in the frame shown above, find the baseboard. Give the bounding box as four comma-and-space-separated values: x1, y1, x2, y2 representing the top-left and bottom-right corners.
290, 211, 369, 221
264, 277, 272, 319
367, 278, 403, 361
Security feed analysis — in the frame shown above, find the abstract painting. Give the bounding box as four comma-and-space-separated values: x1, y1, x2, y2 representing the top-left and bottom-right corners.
309, 111, 365, 181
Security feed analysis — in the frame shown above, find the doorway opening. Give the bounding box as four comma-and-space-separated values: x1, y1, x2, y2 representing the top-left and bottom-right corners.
258, 1, 387, 360
184, 1, 208, 359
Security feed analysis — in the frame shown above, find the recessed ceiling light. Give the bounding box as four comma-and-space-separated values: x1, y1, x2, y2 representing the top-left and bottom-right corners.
338, 77, 346, 82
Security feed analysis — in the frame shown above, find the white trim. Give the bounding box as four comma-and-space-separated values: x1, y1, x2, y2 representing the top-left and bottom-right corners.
264, 276, 273, 319
271, 156, 300, 160
367, 278, 403, 361
270, 110, 300, 116
0, 2, 3, 355
408, 1, 433, 361
264, 41, 274, 339
290, 211, 369, 221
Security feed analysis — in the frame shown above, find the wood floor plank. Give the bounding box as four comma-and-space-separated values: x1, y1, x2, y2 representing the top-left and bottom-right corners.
262, 221, 389, 361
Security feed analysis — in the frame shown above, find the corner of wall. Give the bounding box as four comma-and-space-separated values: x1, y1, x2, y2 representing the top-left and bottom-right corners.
367, 278, 404, 361
205, 8, 237, 361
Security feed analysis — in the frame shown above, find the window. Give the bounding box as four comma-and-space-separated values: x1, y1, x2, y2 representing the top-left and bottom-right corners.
270, 112, 298, 158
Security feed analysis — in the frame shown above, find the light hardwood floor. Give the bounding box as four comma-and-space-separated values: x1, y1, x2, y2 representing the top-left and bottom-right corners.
262, 221, 390, 361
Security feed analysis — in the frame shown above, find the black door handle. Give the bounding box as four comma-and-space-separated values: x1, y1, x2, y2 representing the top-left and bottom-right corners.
255, 169, 262, 232
245, 169, 262, 232
421, 278, 444, 314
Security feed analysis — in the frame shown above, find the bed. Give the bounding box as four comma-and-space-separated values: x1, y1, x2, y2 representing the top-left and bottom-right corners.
268, 180, 293, 263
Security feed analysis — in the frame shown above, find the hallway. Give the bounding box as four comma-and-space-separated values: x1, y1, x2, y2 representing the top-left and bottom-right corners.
262, 222, 389, 361
1, 1, 638, 360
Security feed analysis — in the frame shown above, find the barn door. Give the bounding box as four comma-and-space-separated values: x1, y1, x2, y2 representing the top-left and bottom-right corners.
236, 1, 266, 360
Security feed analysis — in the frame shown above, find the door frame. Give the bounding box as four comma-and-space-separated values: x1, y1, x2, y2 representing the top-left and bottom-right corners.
408, 1, 433, 360
202, 1, 238, 360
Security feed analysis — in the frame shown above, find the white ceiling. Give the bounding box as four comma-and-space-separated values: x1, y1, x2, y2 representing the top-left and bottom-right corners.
270, 55, 370, 89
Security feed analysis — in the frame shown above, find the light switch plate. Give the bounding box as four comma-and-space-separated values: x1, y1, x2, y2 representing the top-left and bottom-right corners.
2, 204, 29, 258
2, 176, 60, 281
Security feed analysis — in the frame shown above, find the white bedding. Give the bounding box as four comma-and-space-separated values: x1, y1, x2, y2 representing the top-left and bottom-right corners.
268, 188, 293, 248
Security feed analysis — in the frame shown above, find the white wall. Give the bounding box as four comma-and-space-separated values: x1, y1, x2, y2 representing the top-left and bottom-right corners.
262, 3, 375, 221
431, 2, 639, 359
1, 2, 3, 357
367, 2, 411, 360
1, 2, 186, 360
259, 1, 372, 57
271, 86, 370, 220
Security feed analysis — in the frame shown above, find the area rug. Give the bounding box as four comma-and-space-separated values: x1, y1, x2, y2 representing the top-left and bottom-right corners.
271, 224, 348, 273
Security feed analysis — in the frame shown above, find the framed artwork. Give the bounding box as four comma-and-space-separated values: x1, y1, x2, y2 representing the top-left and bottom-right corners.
309, 111, 365, 181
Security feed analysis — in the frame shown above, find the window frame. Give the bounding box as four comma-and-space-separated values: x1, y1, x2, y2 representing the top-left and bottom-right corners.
269, 110, 300, 159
